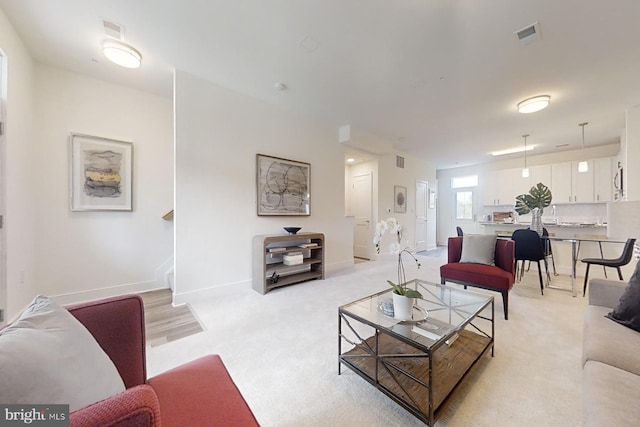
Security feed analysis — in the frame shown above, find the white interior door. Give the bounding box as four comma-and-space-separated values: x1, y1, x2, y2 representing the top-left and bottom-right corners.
353, 173, 372, 259
415, 181, 427, 252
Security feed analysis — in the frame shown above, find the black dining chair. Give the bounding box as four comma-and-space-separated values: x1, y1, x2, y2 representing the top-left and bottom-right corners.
581, 238, 637, 296
456, 226, 464, 236
511, 229, 549, 295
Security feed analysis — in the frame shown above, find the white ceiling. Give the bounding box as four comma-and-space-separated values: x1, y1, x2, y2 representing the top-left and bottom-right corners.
1, 0, 637, 169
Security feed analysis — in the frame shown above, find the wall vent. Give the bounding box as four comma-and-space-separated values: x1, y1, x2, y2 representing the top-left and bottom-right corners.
103, 20, 124, 39
396, 155, 405, 169
514, 22, 540, 46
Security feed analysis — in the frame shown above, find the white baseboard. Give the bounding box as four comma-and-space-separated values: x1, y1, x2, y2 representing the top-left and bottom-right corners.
173, 279, 253, 305
51, 280, 168, 306
172, 260, 354, 305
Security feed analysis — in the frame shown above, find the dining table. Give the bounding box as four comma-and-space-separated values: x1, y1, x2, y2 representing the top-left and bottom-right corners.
498, 234, 627, 297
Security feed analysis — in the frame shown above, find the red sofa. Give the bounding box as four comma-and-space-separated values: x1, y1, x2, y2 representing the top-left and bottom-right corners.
66, 294, 259, 427
440, 236, 515, 320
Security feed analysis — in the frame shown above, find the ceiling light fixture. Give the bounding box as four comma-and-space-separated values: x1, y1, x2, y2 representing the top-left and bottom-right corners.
346, 157, 355, 163
517, 95, 550, 114
491, 145, 534, 157
102, 39, 141, 69
522, 134, 530, 178
578, 122, 589, 173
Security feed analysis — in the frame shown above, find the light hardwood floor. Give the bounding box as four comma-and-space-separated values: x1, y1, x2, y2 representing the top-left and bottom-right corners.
137, 288, 203, 347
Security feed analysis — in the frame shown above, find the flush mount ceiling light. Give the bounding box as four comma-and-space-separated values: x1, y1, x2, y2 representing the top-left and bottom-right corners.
517, 95, 550, 114
102, 39, 141, 69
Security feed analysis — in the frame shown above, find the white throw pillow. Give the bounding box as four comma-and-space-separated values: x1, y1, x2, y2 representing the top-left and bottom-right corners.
459, 234, 497, 266
0, 295, 126, 411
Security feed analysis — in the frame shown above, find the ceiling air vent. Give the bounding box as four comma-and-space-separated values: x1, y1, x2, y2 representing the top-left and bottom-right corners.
514, 22, 540, 46
103, 20, 124, 39
396, 155, 405, 169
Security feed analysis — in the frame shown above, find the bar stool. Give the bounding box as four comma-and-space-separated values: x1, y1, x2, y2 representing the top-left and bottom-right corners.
581, 238, 636, 296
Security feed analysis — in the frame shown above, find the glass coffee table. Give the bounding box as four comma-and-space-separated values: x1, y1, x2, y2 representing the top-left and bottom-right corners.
338, 279, 494, 425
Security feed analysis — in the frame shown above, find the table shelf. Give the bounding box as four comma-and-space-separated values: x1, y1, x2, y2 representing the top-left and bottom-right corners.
253, 232, 325, 294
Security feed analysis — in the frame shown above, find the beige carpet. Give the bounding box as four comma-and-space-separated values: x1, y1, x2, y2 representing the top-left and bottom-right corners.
146, 250, 588, 426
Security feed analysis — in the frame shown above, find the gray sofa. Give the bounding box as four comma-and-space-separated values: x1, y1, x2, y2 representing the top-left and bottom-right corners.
583, 278, 640, 426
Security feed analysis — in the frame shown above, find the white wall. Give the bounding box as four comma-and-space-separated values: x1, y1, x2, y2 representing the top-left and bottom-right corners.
0, 7, 37, 320
174, 70, 353, 303
31, 65, 174, 304
625, 105, 640, 201
376, 153, 437, 253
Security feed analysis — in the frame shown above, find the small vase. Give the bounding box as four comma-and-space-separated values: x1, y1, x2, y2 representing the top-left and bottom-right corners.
530, 207, 543, 236
392, 293, 414, 321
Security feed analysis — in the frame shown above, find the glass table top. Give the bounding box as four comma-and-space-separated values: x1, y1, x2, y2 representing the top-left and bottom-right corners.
339, 279, 493, 349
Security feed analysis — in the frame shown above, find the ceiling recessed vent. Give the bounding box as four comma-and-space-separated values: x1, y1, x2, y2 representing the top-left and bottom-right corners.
396, 155, 405, 169
514, 22, 540, 46
103, 20, 124, 40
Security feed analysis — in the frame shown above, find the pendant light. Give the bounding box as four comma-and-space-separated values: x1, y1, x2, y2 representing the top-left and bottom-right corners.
522, 134, 530, 178
578, 122, 589, 173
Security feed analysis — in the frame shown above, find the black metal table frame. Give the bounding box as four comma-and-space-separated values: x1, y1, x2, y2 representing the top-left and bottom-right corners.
338, 282, 494, 425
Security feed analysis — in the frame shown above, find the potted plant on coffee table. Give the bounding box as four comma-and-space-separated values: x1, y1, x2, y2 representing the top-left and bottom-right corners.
387, 249, 423, 320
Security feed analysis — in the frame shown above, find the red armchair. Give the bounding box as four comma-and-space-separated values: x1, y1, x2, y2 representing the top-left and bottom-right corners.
67, 295, 259, 427
440, 236, 515, 320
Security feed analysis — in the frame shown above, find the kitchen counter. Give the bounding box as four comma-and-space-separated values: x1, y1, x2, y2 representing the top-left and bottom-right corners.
478, 221, 606, 229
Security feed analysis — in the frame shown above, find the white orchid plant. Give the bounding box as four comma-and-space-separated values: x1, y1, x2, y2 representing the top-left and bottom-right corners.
373, 217, 422, 298
373, 217, 403, 254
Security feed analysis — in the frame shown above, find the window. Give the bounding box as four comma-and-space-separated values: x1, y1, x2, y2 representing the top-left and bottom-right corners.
451, 175, 478, 189
456, 191, 473, 219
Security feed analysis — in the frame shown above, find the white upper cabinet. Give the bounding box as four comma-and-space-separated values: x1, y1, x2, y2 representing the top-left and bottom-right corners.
482, 168, 526, 206
594, 157, 613, 202
526, 164, 552, 192
483, 157, 611, 207
498, 168, 522, 206
551, 162, 574, 204
572, 160, 595, 203
482, 170, 499, 206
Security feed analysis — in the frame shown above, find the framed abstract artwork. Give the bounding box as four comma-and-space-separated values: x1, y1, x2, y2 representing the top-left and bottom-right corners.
70, 133, 133, 211
394, 185, 407, 213
257, 154, 310, 216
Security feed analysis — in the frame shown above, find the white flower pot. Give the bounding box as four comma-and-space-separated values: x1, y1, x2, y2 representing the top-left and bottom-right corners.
392, 293, 414, 321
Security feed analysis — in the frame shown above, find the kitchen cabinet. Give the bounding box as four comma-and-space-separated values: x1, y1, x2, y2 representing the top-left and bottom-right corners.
526, 164, 552, 191
594, 157, 613, 202
485, 158, 610, 207
482, 168, 522, 206
551, 162, 573, 203
551, 161, 594, 204
572, 160, 595, 203
482, 170, 499, 206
